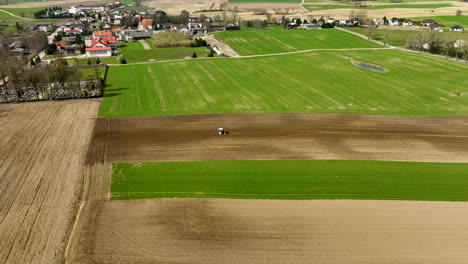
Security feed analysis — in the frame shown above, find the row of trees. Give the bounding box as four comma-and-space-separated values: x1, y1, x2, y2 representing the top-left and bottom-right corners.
404, 30, 468, 61
0, 51, 103, 103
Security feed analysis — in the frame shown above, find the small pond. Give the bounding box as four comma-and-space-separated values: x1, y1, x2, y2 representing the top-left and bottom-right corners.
353, 62, 386, 73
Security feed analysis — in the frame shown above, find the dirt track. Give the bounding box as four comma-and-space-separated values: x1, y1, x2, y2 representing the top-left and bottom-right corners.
101, 113, 468, 163
0, 99, 99, 264
93, 198, 468, 264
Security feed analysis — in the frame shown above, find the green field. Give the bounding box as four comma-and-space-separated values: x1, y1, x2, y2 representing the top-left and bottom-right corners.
99, 49, 468, 117
118, 41, 212, 63
409, 16, 468, 28
111, 160, 468, 201
348, 28, 468, 47
215, 27, 381, 55
304, 3, 452, 11
0, 8, 45, 19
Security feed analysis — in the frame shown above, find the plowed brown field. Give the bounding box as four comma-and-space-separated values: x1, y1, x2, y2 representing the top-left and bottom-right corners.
0, 99, 99, 264
93, 198, 468, 264
103, 113, 468, 163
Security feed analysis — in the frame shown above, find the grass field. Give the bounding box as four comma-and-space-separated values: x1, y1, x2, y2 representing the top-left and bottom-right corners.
409, 16, 468, 28
118, 41, 211, 63
99, 49, 468, 117
80, 66, 107, 79
348, 28, 468, 47
111, 160, 468, 200
0, 8, 44, 19
215, 27, 381, 55
304, 3, 452, 11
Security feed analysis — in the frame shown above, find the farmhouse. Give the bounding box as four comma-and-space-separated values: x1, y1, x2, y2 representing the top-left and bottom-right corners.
450, 25, 464, 32
23, 22, 54, 32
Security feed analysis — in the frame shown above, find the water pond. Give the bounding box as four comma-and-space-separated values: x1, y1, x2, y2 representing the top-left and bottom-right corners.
353, 62, 386, 73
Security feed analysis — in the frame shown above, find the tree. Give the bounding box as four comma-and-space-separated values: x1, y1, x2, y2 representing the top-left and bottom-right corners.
383, 16, 388, 25
265, 12, 272, 22
121, 58, 127, 64
192, 52, 197, 58
456, 9, 462, 16
296, 18, 302, 25
180, 10, 190, 24
46, 43, 57, 55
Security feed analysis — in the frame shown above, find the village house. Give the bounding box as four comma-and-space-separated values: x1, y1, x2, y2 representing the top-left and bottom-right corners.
23, 22, 54, 33
388, 18, 400, 26
301, 24, 321, 29
421, 19, 435, 27
429, 23, 444, 32
450, 25, 464, 32
85, 46, 111, 57
93, 30, 113, 38
68, 5, 105, 14
327, 18, 335, 24
403, 20, 413, 26
138, 19, 154, 30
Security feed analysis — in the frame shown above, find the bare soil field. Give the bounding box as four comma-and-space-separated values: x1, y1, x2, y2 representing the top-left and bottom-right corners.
101, 113, 468, 163
0, 0, 108, 8
0, 99, 99, 264
93, 198, 468, 264
146, 0, 225, 14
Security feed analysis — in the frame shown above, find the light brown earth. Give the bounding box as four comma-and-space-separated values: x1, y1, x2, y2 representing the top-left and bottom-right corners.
146, 0, 225, 14
64, 112, 468, 263
200, 33, 239, 56
0, 99, 99, 264
0, 0, 108, 8
93, 198, 468, 264
102, 113, 468, 163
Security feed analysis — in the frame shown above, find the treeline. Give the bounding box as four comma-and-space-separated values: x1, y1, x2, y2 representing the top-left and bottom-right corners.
34, 6, 71, 19
0, 51, 103, 103
404, 30, 468, 61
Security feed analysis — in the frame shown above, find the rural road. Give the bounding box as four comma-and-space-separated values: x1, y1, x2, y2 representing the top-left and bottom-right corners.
0, 8, 32, 20
139, 40, 151, 50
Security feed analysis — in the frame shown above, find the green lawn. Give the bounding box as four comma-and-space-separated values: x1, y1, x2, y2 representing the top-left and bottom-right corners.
80, 66, 107, 79
215, 27, 381, 55
409, 16, 468, 28
0, 9, 21, 20
348, 28, 468, 47
304, 3, 452, 11
0, 8, 45, 19
118, 41, 211, 63
99, 49, 468, 117
111, 160, 468, 201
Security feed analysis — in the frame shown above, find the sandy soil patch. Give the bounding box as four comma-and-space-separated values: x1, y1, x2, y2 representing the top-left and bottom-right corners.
0, 0, 107, 8
0, 99, 99, 264
145, 0, 225, 14
93, 198, 468, 264
139, 40, 151, 50
100, 113, 468, 163
200, 33, 239, 56
227, 2, 302, 11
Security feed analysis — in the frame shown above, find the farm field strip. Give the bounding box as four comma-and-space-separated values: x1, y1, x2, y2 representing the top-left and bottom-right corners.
215, 27, 381, 55
111, 160, 468, 200
0, 100, 99, 264
409, 15, 468, 27
304, 3, 452, 11
100, 49, 468, 117
93, 198, 468, 264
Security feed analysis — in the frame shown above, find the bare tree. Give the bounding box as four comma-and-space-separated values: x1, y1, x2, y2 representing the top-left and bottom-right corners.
456, 9, 462, 16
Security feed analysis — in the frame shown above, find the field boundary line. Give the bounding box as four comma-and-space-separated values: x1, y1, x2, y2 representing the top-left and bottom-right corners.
300, 0, 308, 12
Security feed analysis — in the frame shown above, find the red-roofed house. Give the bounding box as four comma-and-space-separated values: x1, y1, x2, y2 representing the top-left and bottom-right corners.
55, 41, 66, 50
90, 37, 117, 49
138, 18, 153, 30
92, 30, 113, 38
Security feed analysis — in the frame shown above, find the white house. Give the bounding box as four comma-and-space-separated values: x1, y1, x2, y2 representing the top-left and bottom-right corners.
85, 47, 111, 57
403, 20, 413, 26
388, 18, 400, 26
450, 25, 464, 32
327, 18, 335, 24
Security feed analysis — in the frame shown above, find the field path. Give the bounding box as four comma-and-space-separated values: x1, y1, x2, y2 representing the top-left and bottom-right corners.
0, 9, 32, 20
139, 40, 151, 50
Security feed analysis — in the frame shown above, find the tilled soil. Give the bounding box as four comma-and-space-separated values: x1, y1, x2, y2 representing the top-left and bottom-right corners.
0, 99, 99, 264
93, 198, 468, 264
102, 113, 468, 163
